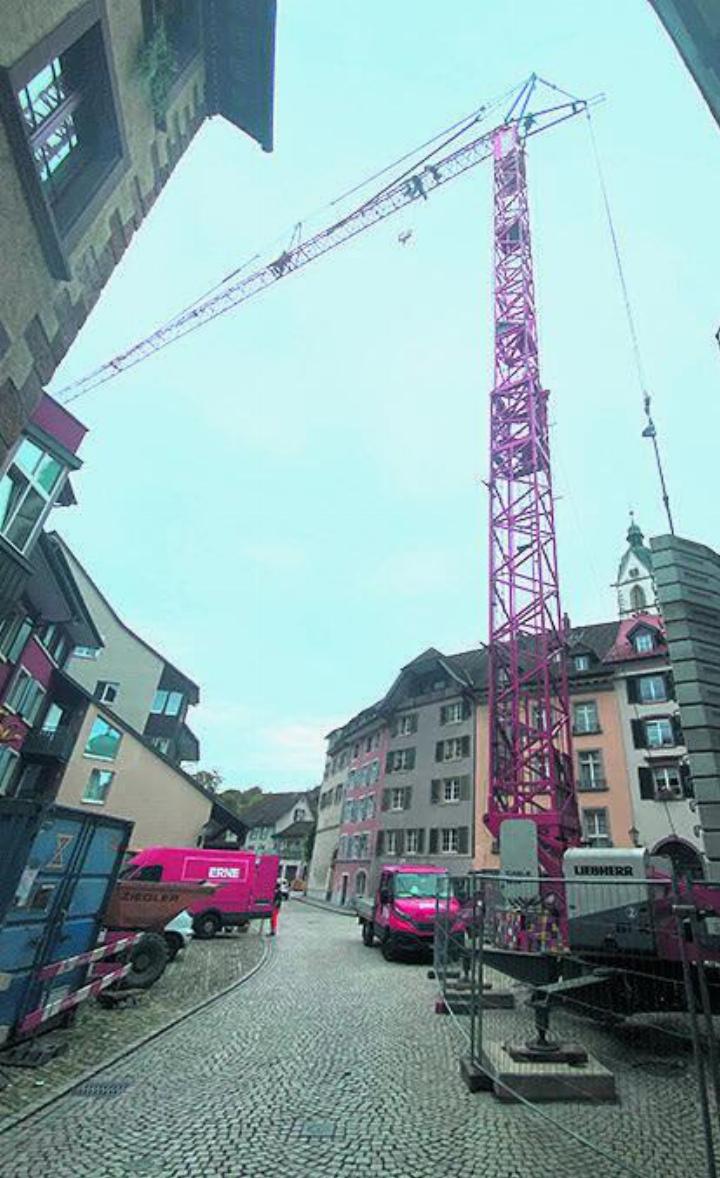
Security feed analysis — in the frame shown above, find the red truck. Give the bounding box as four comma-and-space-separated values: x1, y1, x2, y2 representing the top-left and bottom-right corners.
355, 864, 456, 960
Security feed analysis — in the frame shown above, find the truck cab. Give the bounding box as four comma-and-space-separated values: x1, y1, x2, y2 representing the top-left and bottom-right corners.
355, 865, 453, 960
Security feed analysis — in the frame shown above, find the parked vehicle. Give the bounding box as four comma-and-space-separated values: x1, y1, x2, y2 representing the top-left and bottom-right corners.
163, 910, 194, 961
355, 865, 456, 960
121, 846, 280, 938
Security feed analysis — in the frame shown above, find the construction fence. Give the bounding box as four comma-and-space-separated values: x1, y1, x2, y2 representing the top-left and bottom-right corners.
432, 871, 720, 1178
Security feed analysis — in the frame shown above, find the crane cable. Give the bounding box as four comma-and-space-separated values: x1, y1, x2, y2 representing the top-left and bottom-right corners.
585, 109, 676, 535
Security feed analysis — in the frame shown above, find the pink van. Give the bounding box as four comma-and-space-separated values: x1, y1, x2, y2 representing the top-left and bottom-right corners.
123, 846, 280, 938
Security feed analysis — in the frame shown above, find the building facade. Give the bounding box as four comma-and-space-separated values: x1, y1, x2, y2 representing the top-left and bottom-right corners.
310, 524, 704, 900
59, 536, 200, 765
241, 791, 317, 883
0, 0, 276, 468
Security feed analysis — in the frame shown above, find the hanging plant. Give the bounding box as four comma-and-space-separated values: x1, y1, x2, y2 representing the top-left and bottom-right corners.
137, 20, 177, 125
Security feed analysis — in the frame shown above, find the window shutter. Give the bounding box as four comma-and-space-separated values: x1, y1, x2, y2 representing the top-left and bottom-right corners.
462, 699, 471, 720
410, 714, 418, 733
376, 831, 384, 856
626, 678, 638, 704
638, 767, 654, 800
404, 787, 412, 809
460, 775, 471, 801
395, 829, 405, 855
428, 828, 438, 854
431, 779, 440, 804
672, 715, 684, 746
385, 753, 393, 775
381, 789, 390, 811
681, 763, 694, 798
407, 748, 416, 770
440, 705, 447, 726
664, 672, 675, 701
457, 827, 469, 855
461, 735, 471, 757
435, 741, 443, 762
631, 720, 646, 750
417, 828, 425, 853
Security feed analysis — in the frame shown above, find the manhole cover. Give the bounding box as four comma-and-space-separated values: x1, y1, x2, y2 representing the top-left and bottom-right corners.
297, 1120, 336, 1139
72, 1079, 134, 1098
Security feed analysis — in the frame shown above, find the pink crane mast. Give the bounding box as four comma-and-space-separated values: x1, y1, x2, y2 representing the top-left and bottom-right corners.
485, 92, 581, 880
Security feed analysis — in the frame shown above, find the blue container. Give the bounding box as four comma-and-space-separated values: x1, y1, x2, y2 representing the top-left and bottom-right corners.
0, 804, 132, 1045
0, 798, 46, 928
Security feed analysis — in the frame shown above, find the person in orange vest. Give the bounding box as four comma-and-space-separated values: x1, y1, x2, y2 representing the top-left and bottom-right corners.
269, 882, 283, 936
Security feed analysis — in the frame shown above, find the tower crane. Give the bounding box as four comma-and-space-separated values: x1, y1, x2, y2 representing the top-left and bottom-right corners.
58, 75, 591, 910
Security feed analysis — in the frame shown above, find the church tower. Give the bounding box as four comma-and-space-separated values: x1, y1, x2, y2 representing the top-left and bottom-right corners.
616, 516, 657, 618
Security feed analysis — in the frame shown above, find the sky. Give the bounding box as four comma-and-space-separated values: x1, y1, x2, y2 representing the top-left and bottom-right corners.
49, 2, 720, 792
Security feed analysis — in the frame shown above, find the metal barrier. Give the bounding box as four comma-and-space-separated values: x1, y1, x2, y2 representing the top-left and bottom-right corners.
433, 871, 720, 1178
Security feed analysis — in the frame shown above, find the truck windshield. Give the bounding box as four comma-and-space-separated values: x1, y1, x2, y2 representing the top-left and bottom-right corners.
394, 874, 443, 899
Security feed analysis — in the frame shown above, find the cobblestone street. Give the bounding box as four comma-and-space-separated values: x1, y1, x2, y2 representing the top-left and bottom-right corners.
0, 903, 706, 1177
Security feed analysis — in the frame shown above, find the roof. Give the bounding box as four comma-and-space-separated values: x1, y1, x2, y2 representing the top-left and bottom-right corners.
51, 533, 200, 703
329, 617, 668, 741
25, 533, 102, 649
240, 792, 303, 828
274, 820, 314, 840
203, 0, 276, 151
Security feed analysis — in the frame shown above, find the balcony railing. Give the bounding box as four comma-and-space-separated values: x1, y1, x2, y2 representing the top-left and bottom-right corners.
22, 725, 77, 762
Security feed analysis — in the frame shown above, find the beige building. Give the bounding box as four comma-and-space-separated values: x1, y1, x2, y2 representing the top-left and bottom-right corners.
53, 687, 239, 851
0, 0, 276, 463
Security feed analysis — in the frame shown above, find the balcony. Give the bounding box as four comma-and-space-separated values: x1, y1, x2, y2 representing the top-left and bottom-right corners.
22, 724, 77, 763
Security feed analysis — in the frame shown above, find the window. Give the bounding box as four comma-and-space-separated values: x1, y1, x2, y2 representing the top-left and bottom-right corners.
573, 701, 600, 735
334, 784, 343, 804
435, 736, 470, 762
0, 614, 33, 662
632, 629, 654, 654
628, 674, 671, 704
293, 807, 304, 822
574, 654, 590, 673
82, 768, 114, 804
390, 787, 406, 811
364, 795, 376, 820
386, 748, 416, 773
369, 760, 380, 784
355, 870, 367, 897
645, 718, 675, 748
578, 750, 605, 790
441, 828, 459, 854
40, 702, 64, 734
95, 680, 119, 705
385, 830, 398, 855
630, 584, 647, 612
582, 808, 611, 847
444, 777, 461, 803
353, 743, 359, 758
84, 715, 122, 761
6, 11, 125, 256
440, 701, 469, 725
5, 667, 45, 723
396, 713, 418, 736
372, 732, 381, 750
365, 737, 372, 752
0, 439, 66, 553
73, 645, 100, 660
151, 689, 184, 716
150, 736, 170, 755
651, 765, 683, 800
405, 829, 422, 855
0, 746, 19, 796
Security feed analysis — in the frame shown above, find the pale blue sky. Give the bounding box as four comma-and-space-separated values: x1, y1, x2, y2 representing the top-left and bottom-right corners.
50, 2, 720, 790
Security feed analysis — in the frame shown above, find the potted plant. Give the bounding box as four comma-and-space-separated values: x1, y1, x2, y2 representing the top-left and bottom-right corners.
137, 20, 177, 130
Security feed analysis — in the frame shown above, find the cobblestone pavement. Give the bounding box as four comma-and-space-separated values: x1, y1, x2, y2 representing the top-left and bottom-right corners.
0, 904, 712, 1177
0, 928, 265, 1121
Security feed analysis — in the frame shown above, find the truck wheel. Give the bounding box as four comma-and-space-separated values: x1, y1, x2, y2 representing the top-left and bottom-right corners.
164, 932, 184, 962
193, 911, 221, 939
362, 921, 375, 947
126, 932, 169, 989
381, 932, 395, 961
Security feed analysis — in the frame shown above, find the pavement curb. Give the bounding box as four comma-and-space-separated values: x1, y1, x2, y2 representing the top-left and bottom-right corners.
297, 897, 356, 917
0, 936, 272, 1136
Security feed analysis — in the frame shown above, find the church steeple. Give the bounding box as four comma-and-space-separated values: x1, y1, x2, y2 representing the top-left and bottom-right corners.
616, 514, 657, 618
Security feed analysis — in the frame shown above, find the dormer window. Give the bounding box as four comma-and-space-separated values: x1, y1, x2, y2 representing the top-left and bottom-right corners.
0, 438, 67, 554
574, 654, 590, 672
632, 629, 654, 654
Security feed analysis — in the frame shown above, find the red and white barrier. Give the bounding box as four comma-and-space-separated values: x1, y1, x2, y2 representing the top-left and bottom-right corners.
18, 933, 142, 1035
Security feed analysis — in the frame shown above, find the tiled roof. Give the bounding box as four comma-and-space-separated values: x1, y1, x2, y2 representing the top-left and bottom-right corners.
240, 792, 302, 828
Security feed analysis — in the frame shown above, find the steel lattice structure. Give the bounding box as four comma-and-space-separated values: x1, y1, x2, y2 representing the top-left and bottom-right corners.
485, 123, 581, 878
